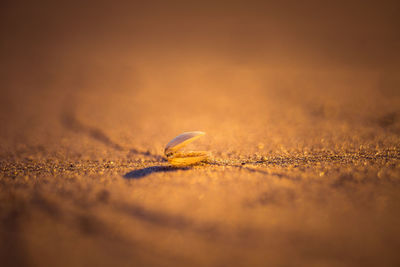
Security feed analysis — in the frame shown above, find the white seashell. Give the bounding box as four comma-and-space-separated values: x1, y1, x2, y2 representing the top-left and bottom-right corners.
164, 131, 209, 166
164, 131, 205, 156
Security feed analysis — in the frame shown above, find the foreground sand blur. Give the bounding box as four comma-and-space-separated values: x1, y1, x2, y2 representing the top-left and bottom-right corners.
1, 1, 400, 266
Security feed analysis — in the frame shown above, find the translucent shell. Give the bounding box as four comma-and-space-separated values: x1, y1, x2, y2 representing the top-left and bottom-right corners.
164, 131, 209, 166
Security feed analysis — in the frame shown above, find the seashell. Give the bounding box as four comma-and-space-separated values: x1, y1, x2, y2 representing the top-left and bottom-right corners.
164, 131, 209, 166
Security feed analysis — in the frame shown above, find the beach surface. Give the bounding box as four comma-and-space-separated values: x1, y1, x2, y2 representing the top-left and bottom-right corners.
1, 1, 400, 266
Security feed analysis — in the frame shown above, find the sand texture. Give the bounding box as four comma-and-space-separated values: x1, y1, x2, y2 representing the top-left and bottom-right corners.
1, 1, 400, 266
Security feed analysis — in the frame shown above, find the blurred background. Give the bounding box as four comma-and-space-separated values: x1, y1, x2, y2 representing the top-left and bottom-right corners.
1, 0, 399, 160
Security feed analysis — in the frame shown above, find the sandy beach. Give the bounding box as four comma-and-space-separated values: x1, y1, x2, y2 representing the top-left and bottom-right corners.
1, 1, 400, 266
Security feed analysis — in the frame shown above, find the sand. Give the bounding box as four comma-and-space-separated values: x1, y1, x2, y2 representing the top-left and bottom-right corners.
1, 1, 400, 266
